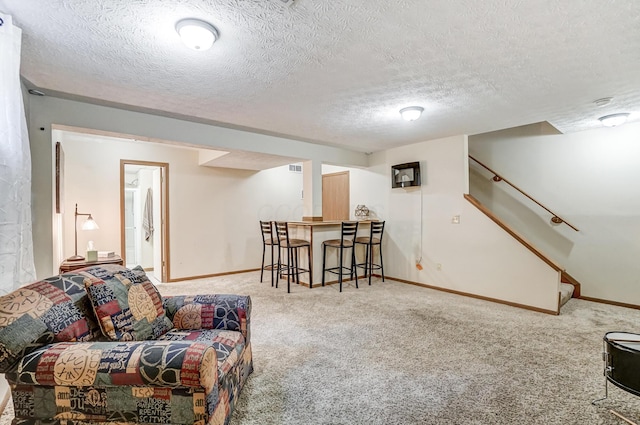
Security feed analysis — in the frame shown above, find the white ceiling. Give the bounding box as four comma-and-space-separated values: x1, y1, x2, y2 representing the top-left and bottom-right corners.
3, 0, 640, 154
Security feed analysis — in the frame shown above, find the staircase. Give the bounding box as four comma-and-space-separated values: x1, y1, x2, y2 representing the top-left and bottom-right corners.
464, 194, 581, 313
466, 155, 586, 313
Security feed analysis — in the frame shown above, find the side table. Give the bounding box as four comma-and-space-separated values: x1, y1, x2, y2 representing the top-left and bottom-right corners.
59, 255, 124, 274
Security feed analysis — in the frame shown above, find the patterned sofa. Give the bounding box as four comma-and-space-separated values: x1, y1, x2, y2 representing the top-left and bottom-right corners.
0, 264, 253, 425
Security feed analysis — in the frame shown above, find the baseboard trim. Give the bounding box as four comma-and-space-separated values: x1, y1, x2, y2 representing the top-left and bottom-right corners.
580, 296, 640, 311
167, 268, 261, 283
388, 276, 559, 316
166, 271, 559, 315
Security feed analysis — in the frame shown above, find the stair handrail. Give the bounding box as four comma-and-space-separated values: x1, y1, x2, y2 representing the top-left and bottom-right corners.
469, 155, 579, 232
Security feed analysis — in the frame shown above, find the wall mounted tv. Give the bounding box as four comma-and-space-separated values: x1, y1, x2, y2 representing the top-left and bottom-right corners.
391, 161, 421, 188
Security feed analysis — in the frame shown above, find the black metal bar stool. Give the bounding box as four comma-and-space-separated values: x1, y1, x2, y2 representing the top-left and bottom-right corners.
259, 220, 279, 286
275, 221, 312, 293
355, 221, 385, 285
321, 221, 359, 292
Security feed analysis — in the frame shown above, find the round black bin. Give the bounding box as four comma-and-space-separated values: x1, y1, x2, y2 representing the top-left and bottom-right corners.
605, 332, 640, 397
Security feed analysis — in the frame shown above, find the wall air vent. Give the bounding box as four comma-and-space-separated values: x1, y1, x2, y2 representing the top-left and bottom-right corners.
289, 164, 302, 173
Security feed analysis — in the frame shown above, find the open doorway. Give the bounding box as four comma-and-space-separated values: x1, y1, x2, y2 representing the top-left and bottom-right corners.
120, 160, 169, 282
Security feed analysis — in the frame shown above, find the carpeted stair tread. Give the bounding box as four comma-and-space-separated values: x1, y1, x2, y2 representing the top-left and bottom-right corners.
560, 282, 574, 308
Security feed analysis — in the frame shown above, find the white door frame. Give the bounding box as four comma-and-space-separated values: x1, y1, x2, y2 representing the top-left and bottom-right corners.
120, 160, 170, 282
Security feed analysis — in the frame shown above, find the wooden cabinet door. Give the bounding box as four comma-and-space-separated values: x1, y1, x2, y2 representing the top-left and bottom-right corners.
322, 171, 350, 220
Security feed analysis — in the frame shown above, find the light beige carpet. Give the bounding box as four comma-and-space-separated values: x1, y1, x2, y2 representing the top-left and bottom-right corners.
3, 272, 640, 424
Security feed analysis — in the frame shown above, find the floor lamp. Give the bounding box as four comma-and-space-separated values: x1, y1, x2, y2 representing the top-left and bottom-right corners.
67, 203, 99, 261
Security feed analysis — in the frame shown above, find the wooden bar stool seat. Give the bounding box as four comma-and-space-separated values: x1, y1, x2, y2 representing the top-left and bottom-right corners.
321, 221, 359, 292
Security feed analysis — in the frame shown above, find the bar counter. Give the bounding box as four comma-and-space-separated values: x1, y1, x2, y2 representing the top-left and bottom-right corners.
287, 220, 377, 287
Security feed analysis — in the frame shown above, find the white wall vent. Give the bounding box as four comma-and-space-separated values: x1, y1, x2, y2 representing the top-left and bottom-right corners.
289, 164, 302, 173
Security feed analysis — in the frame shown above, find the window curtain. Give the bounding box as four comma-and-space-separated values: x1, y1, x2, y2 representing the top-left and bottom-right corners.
0, 14, 36, 294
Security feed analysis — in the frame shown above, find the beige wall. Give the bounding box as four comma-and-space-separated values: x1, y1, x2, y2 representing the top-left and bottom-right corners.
326, 136, 560, 312
469, 121, 640, 305
54, 128, 560, 310
57, 131, 304, 280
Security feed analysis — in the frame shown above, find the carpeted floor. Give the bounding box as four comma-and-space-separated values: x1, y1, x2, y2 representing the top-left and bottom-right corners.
3, 272, 640, 424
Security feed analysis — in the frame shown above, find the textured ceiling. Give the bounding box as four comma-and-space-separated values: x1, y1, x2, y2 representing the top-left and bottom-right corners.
3, 0, 640, 153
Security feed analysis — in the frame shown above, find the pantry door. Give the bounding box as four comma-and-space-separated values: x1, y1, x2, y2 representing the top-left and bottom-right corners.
322, 171, 349, 221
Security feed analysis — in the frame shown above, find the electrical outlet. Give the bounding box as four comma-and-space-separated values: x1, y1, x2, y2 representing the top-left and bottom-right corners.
452, 215, 460, 224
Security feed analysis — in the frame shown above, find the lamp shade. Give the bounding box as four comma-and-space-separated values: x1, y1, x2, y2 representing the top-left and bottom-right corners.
81, 216, 99, 230
400, 106, 424, 121
176, 19, 218, 51
67, 203, 99, 261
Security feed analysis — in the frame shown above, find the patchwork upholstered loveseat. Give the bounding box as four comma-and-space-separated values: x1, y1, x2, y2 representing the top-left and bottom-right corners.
0, 264, 252, 425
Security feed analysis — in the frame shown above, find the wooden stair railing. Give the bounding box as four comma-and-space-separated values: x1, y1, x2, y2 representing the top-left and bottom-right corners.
469, 155, 579, 232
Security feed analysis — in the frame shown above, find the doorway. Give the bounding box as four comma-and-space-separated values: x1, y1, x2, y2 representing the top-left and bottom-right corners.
120, 160, 169, 282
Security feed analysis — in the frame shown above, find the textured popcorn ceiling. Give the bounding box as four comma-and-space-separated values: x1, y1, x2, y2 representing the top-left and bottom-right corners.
3, 0, 640, 153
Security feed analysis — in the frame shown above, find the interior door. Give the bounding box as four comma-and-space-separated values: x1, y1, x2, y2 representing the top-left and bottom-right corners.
322, 171, 350, 220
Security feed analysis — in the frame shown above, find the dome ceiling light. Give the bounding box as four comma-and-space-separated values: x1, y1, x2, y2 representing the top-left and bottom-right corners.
176, 18, 219, 51
599, 113, 630, 128
400, 106, 424, 121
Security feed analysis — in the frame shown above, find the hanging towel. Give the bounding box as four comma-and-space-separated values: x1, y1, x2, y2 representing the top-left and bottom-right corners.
143, 188, 154, 241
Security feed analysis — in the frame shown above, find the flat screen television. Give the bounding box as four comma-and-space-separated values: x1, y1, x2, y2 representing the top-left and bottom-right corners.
391, 161, 421, 188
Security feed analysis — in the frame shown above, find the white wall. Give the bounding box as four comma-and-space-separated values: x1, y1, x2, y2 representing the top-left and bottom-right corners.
324, 135, 560, 313
58, 131, 303, 280
469, 121, 640, 305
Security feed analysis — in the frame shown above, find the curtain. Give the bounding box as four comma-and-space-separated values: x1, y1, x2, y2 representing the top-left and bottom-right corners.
0, 14, 36, 294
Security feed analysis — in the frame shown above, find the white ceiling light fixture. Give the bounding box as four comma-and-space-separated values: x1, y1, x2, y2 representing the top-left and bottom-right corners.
400, 106, 424, 122
176, 18, 219, 51
598, 113, 630, 127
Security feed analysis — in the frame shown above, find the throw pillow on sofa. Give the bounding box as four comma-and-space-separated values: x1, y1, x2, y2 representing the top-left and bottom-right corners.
82, 264, 173, 341
164, 294, 250, 336
0, 273, 101, 370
